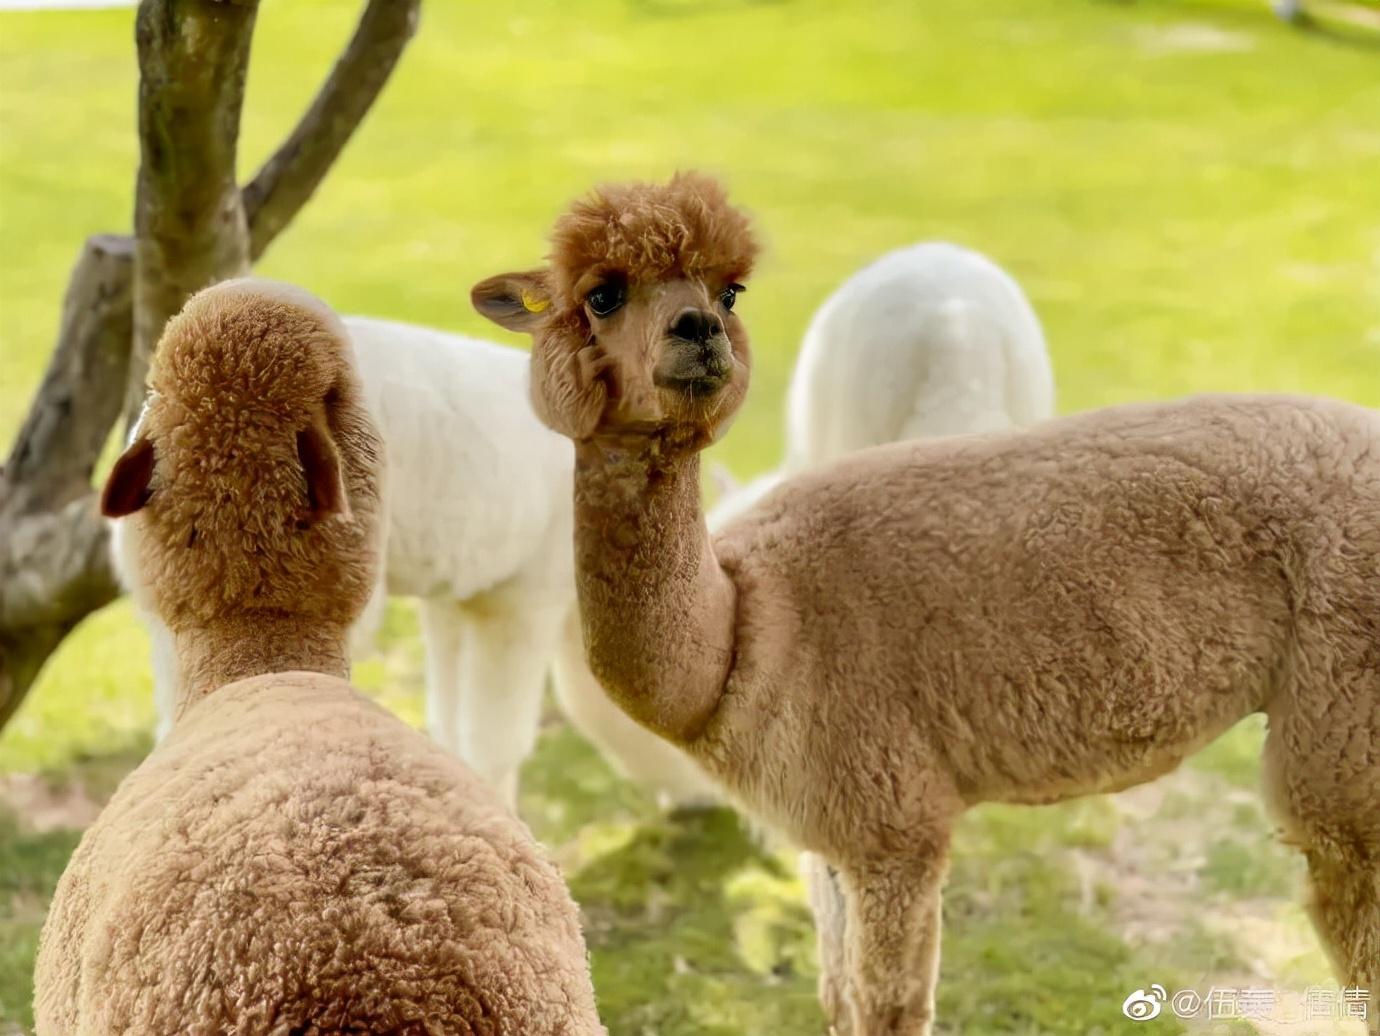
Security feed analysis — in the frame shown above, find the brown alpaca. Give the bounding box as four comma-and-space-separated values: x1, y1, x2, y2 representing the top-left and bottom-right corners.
35, 279, 605, 1036
473, 173, 1380, 1036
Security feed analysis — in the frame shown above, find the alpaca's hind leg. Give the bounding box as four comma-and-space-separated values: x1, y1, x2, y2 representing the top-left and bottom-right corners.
420, 598, 466, 755
840, 851, 948, 1036
1304, 845, 1379, 1033
802, 851, 853, 1034
1263, 689, 1380, 1034
456, 594, 567, 810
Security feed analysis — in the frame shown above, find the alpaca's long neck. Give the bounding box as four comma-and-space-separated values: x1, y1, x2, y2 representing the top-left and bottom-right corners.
173, 613, 350, 718
572, 438, 735, 745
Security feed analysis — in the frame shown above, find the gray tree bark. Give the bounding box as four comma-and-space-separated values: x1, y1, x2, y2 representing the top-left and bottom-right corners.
0, 0, 421, 734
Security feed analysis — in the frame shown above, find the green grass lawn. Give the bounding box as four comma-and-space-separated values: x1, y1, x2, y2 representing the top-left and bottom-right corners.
1, 0, 1378, 1032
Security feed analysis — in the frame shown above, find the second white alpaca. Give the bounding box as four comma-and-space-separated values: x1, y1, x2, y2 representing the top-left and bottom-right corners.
122, 316, 574, 809
552, 241, 1056, 803
719, 241, 1055, 521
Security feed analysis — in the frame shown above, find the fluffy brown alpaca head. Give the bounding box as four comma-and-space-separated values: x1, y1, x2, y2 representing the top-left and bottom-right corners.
473, 172, 759, 449
101, 278, 383, 637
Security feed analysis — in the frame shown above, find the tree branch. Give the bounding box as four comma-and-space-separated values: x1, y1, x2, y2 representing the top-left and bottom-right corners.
241, 0, 420, 262
0, 499, 119, 730
0, 498, 117, 634
0, 0, 262, 731
1, 235, 133, 518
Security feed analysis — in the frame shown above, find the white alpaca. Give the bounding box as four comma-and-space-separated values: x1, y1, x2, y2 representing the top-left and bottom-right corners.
120, 317, 574, 809
552, 241, 1055, 803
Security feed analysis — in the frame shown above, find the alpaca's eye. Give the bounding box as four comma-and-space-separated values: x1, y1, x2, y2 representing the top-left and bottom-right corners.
720, 284, 744, 311
586, 282, 625, 318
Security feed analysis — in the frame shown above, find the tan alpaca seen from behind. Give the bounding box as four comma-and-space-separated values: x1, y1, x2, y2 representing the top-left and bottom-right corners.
474, 173, 1380, 1036
34, 279, 605, 1036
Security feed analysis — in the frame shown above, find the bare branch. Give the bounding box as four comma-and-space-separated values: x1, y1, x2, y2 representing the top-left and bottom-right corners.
0, 0, 261, 730
0, 498, 116, 634
0, 498, 118, 730
1, 626, 74, 734
242, 0, 420, 261
1, 235, 133, 518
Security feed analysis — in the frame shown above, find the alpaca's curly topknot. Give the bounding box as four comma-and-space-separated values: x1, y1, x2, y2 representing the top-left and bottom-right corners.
151, 279, 351, 422
130, 278, 382, 631
548, 171, 759, 309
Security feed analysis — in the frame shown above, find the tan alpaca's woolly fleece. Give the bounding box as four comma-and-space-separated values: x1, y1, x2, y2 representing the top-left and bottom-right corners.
475, 173, 1380, 1036
35, 278, 604, 1035
38, 673, 599, 1034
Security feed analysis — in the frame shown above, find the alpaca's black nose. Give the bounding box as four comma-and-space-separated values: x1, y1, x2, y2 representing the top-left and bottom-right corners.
669, 308, 723, 345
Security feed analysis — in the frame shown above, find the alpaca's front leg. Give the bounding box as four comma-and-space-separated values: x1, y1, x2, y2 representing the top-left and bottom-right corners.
802, 851, 853, 1034
421, 598, 466, 756
841, 849, 949, 1036
456, 596, 568, 810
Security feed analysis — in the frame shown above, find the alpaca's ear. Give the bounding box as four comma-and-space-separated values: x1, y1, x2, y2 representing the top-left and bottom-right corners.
101, 436, 156, 518
296, 423, 351, 525
471, 270, 552, 333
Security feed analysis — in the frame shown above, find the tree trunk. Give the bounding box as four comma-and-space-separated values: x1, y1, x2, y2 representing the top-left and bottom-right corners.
127, 0, 258, 419
0, 0, 421, 736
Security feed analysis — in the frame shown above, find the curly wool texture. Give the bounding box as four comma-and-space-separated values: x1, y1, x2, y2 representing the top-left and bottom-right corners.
131, 280, 382, 632
547, 171, 759, 310
35, 279, 603, 1035
699, 396, 1380, 1034
502, 178, 1378, 1032
36, 674, 601, 1036
506, 179, 1380, 1033
523, 172, 759, 445
527, 185, 1380, 1036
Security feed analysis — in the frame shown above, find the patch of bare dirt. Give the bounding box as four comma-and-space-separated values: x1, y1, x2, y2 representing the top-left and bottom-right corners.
0, 773, 103, 833
1133, 23, 1256, 55
1073, 768, 1367, 1035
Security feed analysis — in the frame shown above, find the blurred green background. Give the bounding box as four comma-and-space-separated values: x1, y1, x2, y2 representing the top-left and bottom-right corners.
1, 0, 1377, 1032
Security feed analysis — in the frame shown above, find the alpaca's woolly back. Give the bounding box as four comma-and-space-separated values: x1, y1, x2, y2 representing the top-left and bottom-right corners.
35, 672, 604, 1035
706, 395, 1378, 847
784, 242, 1054, 474
707, 243, 1054, 528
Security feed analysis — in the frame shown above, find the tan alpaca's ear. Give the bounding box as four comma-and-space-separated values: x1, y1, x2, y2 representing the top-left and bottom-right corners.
471, 270, 553, 333
101, 436, 156, 518
296, 423, 351, 525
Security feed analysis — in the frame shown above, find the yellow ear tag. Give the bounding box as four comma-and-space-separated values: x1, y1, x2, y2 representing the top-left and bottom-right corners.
520, 289, 549, 314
